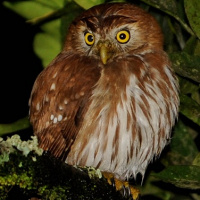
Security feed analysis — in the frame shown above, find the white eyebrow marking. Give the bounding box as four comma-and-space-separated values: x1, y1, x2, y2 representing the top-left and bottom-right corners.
64, 99, 68, 104
59, 105, 63, 110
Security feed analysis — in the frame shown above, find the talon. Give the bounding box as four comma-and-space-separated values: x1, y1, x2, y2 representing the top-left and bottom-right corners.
114, 179, 140, 200
124, 184, 131, 197
114, 178, 123, 191
130, 186, 140, 200
102, 172, 140, 200
102, 172, 114, 185
112, 181, 115, 187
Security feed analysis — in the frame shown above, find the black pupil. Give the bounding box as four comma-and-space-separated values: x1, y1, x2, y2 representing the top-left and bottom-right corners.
120, 33, 126, 40
88, 35, 93, 42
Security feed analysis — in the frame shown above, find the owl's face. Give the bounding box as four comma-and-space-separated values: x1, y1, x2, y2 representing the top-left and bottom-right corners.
64, 3, 164, 64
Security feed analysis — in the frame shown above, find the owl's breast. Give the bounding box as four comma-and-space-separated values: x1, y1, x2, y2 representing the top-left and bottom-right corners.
66, 53, 179, 180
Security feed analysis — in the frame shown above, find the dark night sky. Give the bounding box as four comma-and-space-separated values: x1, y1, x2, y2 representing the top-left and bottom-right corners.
0, 2, 43, 124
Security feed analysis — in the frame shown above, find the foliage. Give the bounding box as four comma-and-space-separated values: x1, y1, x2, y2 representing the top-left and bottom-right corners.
1, 0, 200, 199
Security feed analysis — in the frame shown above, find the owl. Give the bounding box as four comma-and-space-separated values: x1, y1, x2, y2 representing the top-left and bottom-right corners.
29, 2, 179, 199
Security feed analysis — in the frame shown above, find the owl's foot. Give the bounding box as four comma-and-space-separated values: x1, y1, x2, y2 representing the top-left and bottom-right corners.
102, 172, 140, 200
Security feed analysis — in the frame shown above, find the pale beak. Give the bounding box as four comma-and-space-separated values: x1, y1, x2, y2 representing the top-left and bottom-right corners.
98, 40, 113, 65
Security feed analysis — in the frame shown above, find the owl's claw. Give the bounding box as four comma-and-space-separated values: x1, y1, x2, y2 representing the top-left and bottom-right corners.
102, 172, 140, 200
102, 171, 115, 186
123, 184, 130, 197
129, 186, 140, 200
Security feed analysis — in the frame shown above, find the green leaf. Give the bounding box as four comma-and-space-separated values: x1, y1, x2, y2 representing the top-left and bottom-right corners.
194, 40, 200, 56
193, 153, 200, 167
3, 1, 63, 68
140, 176, 173, 200
3, 1, 62, 20
179, 76, 199, 95
163, 120, 198, 166
179, 76, 200, 105
0, 117, 30, 136
34, 20, 62, 67
61, 2, 84, 43
183, 36, 199, 55
152, 165, 200, 189
184, 0, 200, 39
74, 0, 105, 10
140, 0, 194, 35
180, 94, 200, 126
34, 30, 61, 67
35, 0, 65, 8
141, 0, 180, 16
170, 52, 200, 83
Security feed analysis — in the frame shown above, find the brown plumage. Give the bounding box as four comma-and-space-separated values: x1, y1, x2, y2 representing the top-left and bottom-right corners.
29, 2, 179, 199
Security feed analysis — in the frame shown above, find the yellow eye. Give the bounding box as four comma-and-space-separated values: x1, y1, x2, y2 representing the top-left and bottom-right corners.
116, 30, 130, 44
84, 32, 95, 46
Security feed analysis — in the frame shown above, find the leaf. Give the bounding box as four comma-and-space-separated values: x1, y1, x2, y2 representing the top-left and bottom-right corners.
193, 153, 200, 167
140, 0, 194, 35
3, 1, 63, 67
3, 1, 62, 20
178, 76, 200, 105
32, 2, 83, 67
34, 31, 61, 67
184, 0, 200, 39
170, 52, 200, 83
0, 117, 30, 136
74, 0, 105, 9
179, 76, 199, 95
140, 176, 173, 200
35, 0, 65, 8
183, 36, 199, 55
152, 165, 200, 189
180, 94, 200, 126
141, 0, 180, 16
194, 40, 200, 56
61, 2, 84, 44
163, 120, 198, 166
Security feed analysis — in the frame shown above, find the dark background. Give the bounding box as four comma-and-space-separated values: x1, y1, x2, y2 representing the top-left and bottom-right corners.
0, 2, 42, 124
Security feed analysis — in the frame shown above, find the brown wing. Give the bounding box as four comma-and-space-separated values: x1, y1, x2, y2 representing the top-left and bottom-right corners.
29, 52, 100, 160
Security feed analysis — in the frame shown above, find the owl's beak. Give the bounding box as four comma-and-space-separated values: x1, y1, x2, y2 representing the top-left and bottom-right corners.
98, 40, 113, 65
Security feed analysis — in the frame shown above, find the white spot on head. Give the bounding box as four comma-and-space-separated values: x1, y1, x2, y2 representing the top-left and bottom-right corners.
50, 114, 54, 120
80, 91, 85, 96
58, 115, 63, 122
63, 116, 68, 121
59, 105, 63, 110
46, 121, 49, 127
53, 117, 58, 123
64, 99, 68, 104
50, 83, 56, 90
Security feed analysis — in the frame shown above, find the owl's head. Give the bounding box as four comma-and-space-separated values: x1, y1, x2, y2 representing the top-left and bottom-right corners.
63, 3, 164, 64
